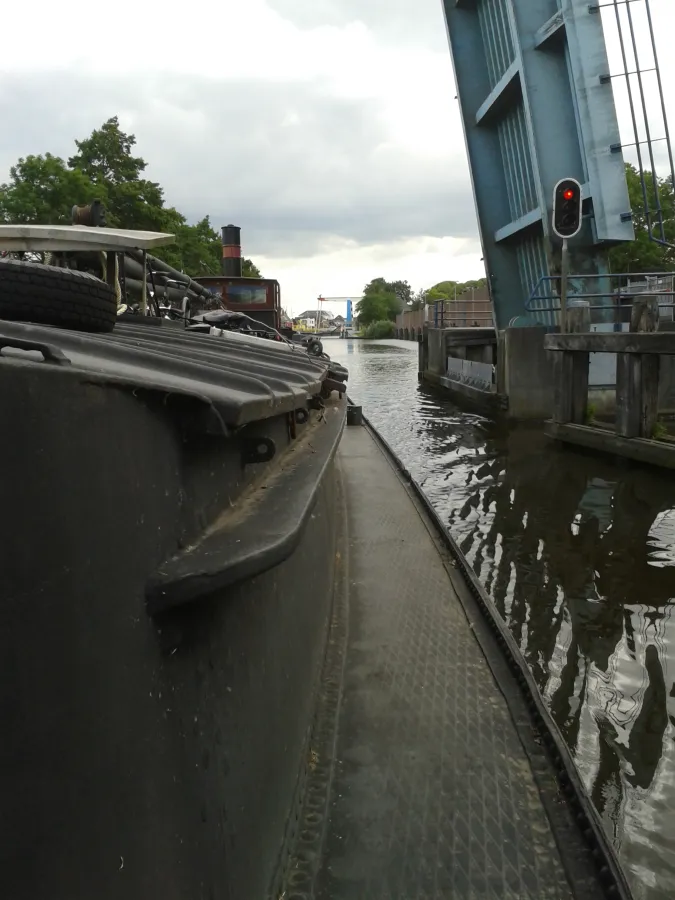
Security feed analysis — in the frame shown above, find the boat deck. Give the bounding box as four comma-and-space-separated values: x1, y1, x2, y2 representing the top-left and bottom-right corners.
281, 425, 609, 899
0, 313, 624, 899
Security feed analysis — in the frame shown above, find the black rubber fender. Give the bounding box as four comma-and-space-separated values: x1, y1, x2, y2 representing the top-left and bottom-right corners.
0, 258, 117, 333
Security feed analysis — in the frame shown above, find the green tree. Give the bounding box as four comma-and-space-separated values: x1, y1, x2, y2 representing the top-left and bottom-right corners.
362, 320, 396, 339
69, 116, 147, 185
462, 277, 487, 290
0, 118, 261, 278
389, 279, 413, 307
609, 164, 675, 273
0, 153, 101, 224
427, 280, 459, 303
409, 288, 428, 311
243, 258, 261, 277
68, 117, 176, 234
425, 278, 487, 303
356, 277, 402, 326
355, 292, 391, 326
365, 278, 407, 311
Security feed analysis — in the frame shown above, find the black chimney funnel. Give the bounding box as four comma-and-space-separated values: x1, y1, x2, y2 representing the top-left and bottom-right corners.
221, 225, 242, 277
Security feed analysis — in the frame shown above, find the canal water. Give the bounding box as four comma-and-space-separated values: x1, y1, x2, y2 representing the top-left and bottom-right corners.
327, 337, 675, 900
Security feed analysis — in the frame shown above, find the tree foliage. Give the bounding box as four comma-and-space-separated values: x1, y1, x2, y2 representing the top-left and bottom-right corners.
426, 278, 487, 303
356, 275, 490, 324
0, 154, 94, 226
355, 292, 393, 327
388, 279, 413, 307
426, 280, 458, 303
608, 164, 675, 274
356, 277, 405, 326
0, 117, 260, 278
362, 319, 396, 339
409, 288, 428, 311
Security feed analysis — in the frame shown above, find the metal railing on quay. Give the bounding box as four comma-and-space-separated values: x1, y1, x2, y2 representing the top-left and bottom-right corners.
526, 271, 675, 327
432, 300, 494, 329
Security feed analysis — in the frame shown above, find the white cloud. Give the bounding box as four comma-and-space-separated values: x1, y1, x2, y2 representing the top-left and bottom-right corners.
0, 1, 434, 91
0, 0, 673, 313
261, 235, 482, 316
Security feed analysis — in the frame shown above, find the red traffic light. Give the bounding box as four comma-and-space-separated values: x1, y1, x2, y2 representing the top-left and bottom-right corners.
552, 177, 582, 239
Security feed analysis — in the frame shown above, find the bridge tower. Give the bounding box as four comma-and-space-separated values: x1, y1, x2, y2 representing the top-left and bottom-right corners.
441, 0, 635, 330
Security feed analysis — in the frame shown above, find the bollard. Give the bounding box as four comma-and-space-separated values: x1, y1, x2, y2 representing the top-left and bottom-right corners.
630, 295, 659, 333
347, 405, 363, 426
566, 299, 591, 334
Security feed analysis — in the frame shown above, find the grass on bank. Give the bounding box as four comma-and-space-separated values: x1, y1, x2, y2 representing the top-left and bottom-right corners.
361, 320, 396, 339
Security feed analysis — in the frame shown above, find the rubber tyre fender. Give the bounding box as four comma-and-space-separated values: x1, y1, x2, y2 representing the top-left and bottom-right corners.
0, 258, 117, 333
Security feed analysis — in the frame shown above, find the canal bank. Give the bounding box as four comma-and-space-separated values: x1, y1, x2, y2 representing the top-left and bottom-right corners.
418, 311, 675, 471
326, 336, 675, 900
418, 323, 618, 422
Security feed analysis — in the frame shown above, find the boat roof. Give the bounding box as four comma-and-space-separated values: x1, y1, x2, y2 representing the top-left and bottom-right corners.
0, 318, 346, 429
0, 225, 175, 253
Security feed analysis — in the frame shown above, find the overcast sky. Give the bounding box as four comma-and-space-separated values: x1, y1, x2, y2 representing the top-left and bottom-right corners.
0, 0, 673, 316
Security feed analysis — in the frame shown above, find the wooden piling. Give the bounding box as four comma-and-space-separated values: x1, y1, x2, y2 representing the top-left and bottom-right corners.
553, 301, 590, 425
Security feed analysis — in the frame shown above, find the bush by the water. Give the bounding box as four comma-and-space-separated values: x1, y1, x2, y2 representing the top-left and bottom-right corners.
363, 320, 396, 339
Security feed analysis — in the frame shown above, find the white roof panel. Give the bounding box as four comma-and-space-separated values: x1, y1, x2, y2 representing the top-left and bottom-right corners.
0, 224, 175, 252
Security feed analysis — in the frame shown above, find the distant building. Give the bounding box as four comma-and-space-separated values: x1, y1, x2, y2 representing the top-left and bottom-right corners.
293, 316, 316, 329
296, 309, 335, 327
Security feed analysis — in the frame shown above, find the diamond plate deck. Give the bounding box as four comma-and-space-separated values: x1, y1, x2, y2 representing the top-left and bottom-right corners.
313, 425, 574, 900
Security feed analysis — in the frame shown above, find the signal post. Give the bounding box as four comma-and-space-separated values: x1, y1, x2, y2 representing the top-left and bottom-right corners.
551, 178, 583, 333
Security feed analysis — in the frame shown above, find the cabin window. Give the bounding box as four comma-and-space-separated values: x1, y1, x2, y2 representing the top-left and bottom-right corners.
225, 284, 268, 305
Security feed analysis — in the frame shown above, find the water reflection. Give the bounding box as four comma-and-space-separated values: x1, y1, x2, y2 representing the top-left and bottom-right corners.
328, 338, 675, 900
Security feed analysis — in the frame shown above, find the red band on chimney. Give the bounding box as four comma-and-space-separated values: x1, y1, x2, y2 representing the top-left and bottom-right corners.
222, 245, 241, 259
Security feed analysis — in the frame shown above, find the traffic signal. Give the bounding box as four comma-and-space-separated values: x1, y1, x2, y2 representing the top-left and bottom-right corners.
552, 177, 582, 239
